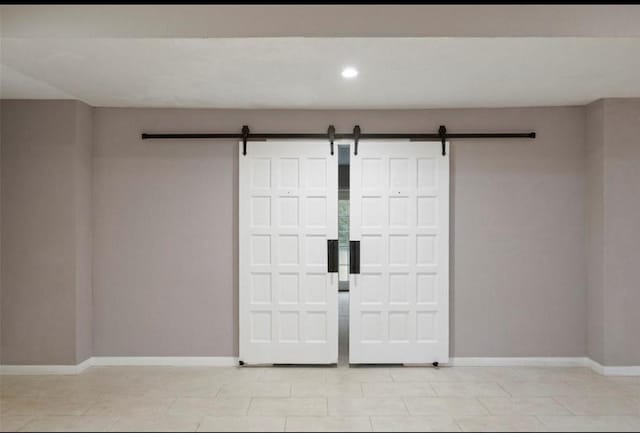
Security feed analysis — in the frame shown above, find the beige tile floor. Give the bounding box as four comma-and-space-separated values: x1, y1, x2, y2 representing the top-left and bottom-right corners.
2, 365, 640, 432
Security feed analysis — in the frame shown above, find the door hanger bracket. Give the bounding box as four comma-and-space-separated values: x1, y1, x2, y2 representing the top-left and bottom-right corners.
328, 125, 335, 155
241, 125, 250, 156
438, 124, 447, 156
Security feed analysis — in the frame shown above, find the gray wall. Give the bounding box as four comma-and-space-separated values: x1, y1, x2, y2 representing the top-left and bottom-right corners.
0, 102, 3, 360
92, 106, 588, 358
0, 100, 92, 364
586, 100, 605, 365
602, 99, 640, 366
74, 102, 93, 364
586, 98, 640, 367
10, 101, 640, 365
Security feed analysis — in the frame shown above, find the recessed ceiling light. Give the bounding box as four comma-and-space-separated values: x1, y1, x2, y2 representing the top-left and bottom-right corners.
341, 67, 358, 79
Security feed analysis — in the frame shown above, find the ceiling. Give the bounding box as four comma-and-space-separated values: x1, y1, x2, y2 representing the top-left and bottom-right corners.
2, 37, 640, 109
3, 5, 640, 38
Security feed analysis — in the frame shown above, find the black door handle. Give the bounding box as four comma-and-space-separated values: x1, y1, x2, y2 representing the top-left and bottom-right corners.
327, 239, 339, 273
349, 241, 360, 274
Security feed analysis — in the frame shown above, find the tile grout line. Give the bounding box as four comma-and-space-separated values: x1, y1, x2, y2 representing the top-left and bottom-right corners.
106, 414, 121, 432
16, 417, 37, 433
166, 396, 179, 415
246, 396, 253, 416
475, 396, 495, 416
431, 381, 442, 397
474, 396, 491, 416
452, 416, 465, 433
427, 381, 437, 397
533, 414, 549, 431
550, 395, 579, 416
495, 381, 513, 398
400, 396, 411, 416
193, 414, 204, 433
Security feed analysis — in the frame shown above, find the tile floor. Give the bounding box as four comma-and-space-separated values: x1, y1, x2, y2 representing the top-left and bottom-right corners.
2, 365, 640, 432
2, 296, 640, 431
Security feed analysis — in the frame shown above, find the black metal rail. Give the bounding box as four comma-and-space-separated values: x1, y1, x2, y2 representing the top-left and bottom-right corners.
141, 124, 536, 156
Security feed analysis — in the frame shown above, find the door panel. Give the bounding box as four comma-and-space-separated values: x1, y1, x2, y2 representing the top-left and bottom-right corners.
349, 140, 449, 364
239, 141, 338, 364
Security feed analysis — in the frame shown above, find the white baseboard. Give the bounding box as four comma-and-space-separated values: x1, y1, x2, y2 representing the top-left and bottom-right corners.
0, 356, 238, 374
450, 357, 588, 368
0, 357, 93, 375
584, 358, 640, 376
2, 356, 638, 376
451, 357, 640, 376
90, 356, 239, 367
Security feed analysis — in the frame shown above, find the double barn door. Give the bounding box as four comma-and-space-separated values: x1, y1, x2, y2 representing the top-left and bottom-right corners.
239, 140, 449, 365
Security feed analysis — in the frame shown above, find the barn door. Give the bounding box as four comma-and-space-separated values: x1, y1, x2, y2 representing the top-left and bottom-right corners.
349, 141, 450, 364
239, 141, 338, 364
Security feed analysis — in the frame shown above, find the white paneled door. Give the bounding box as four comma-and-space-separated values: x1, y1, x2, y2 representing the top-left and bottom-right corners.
239, 141, 338, 364
349, 141, 450, 364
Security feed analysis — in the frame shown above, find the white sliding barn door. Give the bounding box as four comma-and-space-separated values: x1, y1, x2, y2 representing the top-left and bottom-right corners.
349, 141, 450, 364
239, 141, 338, 364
